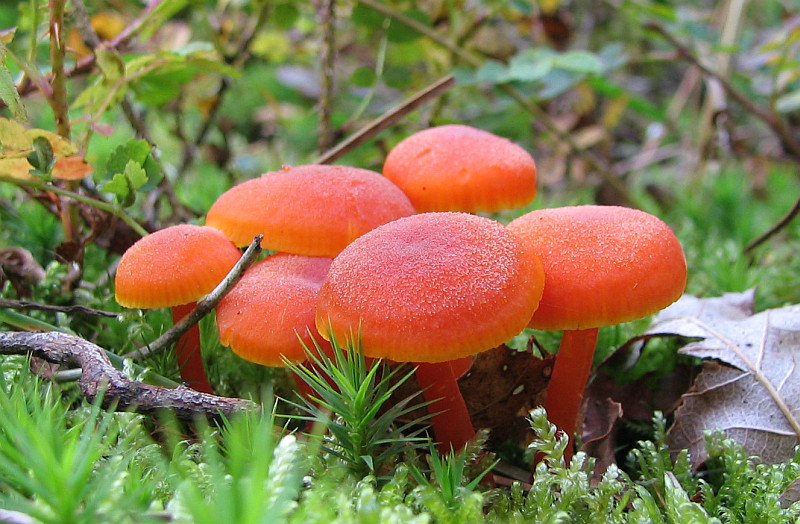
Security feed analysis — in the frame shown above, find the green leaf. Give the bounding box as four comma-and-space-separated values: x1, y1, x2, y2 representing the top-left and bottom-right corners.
104, 139, 152, 178
95, 46, 126, 82
350, 67, 376, 88
775, 90, 800, 113
508, 49, 555, 82
387, 9, 428, 43
552, 50, 604, 74
383, 66, 413, 89
273, 2, 300, 30
475, 60, 511, 84
352, 4, 384, 27
26, 136, 54, 178
0, 60, 25, 122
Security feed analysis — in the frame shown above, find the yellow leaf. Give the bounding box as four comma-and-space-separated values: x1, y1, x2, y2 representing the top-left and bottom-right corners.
0, 118, 32, 151
52, 156, 93, 180
0, 156, 35, 180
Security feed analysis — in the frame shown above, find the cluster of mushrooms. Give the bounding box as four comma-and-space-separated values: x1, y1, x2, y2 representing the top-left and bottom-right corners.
114, 124, 687, 472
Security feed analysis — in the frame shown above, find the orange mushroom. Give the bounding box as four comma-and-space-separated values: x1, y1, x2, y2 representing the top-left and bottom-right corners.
382, 125, 537, 213
316, 212, 545, 452
205, 164, 416, 257
216, 253, 333, 367
507, 205, 687, 464
115, 224, 243, 393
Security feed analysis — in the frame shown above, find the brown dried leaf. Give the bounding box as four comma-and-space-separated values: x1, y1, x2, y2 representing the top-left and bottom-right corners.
650, 291, 800, 466
388, 344, 554, 448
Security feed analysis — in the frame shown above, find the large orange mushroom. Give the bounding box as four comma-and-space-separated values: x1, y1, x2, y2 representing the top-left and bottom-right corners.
316, 212, 545, 452
507, 205, 687, 464
205, 164, 416, 257
382, 125, 537, 213
115, 224, 243, 393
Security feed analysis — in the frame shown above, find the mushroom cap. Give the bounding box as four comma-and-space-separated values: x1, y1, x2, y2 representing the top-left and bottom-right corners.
115, 224, 242, 309
205, 164, 416, 256
507, 205, 687, 330
216, 253, 333, 367
382, 125, 537, 213
315, 212, 545, 363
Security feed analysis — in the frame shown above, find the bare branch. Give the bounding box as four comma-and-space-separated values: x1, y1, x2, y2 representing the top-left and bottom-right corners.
0, 331, 257, 420
0, 299, 117, 318
315, 75, 456, 165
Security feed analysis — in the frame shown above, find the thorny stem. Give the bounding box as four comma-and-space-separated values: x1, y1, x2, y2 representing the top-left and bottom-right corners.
541, 328, 599, 468
122, 235, 263, 361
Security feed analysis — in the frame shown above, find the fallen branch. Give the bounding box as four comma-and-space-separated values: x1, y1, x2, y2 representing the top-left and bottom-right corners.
0, 331, 257, 420
0, 299, 117, 318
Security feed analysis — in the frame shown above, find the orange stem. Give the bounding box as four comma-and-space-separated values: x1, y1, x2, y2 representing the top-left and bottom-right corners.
415, 361, 475, 452
172, 303, 214, 394
541, 328, 599, 464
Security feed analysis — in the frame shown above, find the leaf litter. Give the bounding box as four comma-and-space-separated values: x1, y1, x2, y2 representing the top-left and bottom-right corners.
646, 289, 800, 466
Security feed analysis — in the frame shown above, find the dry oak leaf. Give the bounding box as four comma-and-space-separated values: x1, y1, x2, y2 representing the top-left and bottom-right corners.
651, 290, 800, 466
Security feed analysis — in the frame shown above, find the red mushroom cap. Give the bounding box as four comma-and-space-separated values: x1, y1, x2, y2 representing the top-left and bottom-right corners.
507, 205, 687, 330
383, 125, 537, 213
115, 224, 242, 309
205, 164, 416, 256
316, 212, 545, 363
216, 253, 333, 367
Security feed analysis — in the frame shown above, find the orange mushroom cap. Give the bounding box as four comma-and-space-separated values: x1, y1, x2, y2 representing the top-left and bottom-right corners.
205, 164, 416, 256
115, 224, 242, 309
382, 125, 537, 213
315, 212, 545, 363
216, 253, 333, 367
507, 205, 687, 331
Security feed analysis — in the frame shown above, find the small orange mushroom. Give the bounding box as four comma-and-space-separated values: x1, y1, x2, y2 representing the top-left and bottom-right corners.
316, 212, 545, 452
382, 125, 537, 213
215, 253, 333, 403
205, 164, 416, 257
507, 205, 687, 465
115, 224, 242, 393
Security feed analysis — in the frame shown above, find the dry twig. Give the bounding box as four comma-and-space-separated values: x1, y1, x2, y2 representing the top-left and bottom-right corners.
0, 331, 257, 420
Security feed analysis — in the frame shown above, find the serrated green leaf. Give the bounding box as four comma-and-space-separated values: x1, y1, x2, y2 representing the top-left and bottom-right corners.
105, 139, 152, 178
122, 160, 148, 190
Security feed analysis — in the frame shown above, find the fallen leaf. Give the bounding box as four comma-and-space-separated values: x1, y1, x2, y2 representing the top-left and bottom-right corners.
650, 291, 800, 466
580, 396, 622, 481
780, 475, 800, 509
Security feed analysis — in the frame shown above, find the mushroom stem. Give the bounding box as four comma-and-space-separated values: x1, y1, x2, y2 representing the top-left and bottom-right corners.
415, 361, 475, 452
542, 328, 599, 464
172, 303, 214, 394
